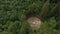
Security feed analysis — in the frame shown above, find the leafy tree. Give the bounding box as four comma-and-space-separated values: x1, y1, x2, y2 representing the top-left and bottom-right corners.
0, 0, 60, 34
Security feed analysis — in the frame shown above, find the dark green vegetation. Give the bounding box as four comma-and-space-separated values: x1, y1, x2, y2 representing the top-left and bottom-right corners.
0, 0, 60, 34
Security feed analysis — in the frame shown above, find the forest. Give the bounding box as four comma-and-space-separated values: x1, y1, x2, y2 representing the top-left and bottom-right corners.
0, 0, 60, 34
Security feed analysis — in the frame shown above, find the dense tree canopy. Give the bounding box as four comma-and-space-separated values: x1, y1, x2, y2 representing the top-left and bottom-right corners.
0, 0, 60, 34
